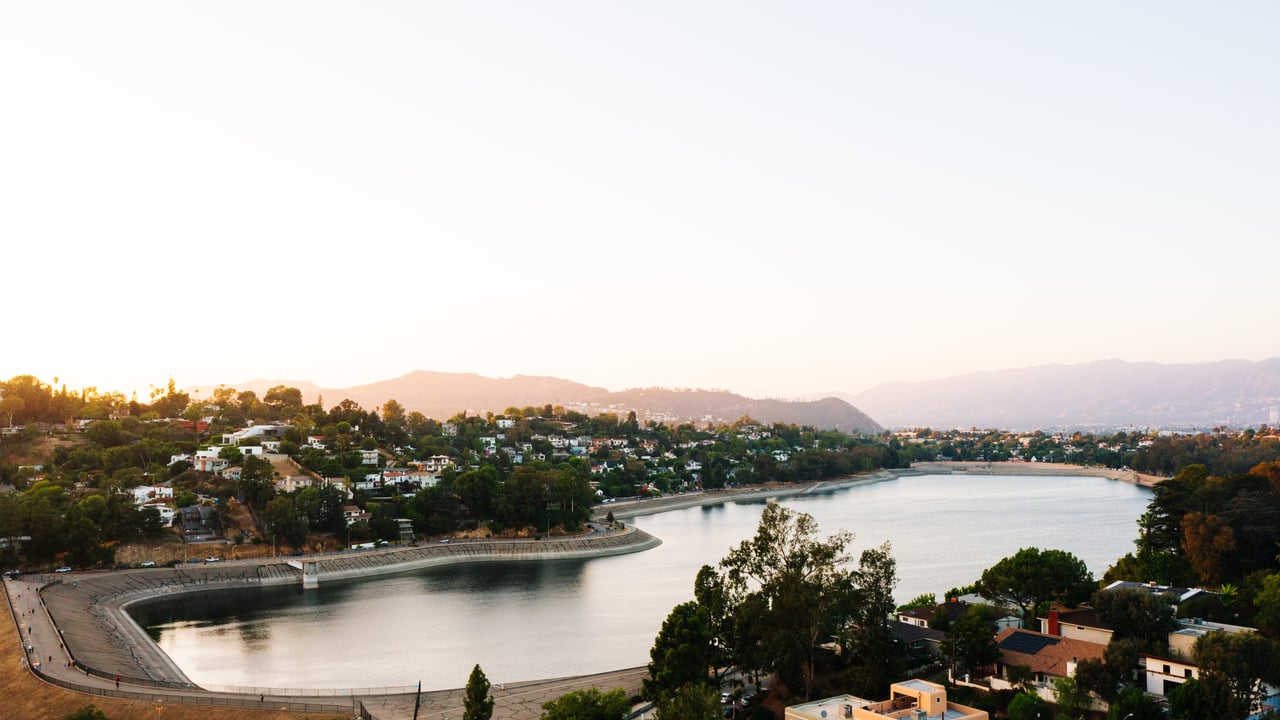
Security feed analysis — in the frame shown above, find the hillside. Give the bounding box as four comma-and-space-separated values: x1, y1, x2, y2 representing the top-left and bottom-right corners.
199, 372, 883, 433
847, 357, 1280, 430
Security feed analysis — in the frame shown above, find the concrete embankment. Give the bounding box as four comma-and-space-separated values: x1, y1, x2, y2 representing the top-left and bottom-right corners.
35, 526, 660, 688
306, 526, 661, 583
600, 472, 896, 520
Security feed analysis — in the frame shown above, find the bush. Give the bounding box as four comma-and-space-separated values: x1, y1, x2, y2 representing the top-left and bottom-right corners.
64, 705, 110, 720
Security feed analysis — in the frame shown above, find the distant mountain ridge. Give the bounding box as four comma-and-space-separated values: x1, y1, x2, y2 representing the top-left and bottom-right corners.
195, 371, 883, 433
846, 358, 1280, 430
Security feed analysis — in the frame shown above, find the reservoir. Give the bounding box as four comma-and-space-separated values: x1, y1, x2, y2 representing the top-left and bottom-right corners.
132, 473, 1151, 691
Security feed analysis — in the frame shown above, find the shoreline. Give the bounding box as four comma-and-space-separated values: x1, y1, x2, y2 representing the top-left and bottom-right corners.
601, 461, 1161, 520
9, 461, 1159, 718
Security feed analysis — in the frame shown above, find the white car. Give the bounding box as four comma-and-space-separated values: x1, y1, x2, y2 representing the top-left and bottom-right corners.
140, 561, 156, 568
54, 567, 72, 573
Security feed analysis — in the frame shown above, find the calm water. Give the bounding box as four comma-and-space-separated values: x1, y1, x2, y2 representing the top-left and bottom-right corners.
133, 474, 1151, 690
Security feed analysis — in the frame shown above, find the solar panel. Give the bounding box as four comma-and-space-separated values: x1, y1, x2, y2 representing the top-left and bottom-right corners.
998, 632, 1060, 654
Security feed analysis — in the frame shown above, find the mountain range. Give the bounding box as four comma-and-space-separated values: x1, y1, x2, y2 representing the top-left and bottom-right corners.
844, 358, 1280, 430
196, 371, 884, 434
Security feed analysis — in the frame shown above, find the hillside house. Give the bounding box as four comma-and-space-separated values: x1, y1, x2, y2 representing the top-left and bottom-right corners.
191, 456, 230, 474
141, 502, 176, 525
343, 505, 371, 526
131, 485, 174, 506
899, 599, 972, 629
275, 475, 314, 493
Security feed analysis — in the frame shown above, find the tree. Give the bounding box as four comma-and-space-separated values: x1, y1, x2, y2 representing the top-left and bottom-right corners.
1091, 587, 1176, 653
845, 542, 904, 697
644, 601, 716, 701
1052, 675, 1089, 720
1106, 686, 1164, 720
63, 705, 110, 720
946, 605, 1000, 671
1005, 691, 1048, 720
463, 664, 494, 720
1167, 678, 1213, 720
1253, 572, 1280, 629
654, 683, 720, 720
1073, 657, 1117, 703
539, 687, 630, 720
713, 502, 859, 700
974, 547, 1094, 622
1194, 630, 1280, 720
1182, 512, 1237, 586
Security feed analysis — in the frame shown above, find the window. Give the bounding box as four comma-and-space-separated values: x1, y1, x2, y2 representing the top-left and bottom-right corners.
1163, 665, 1171, 674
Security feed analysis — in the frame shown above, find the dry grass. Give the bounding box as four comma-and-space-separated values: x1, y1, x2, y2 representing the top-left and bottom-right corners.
0, 608, 345, 720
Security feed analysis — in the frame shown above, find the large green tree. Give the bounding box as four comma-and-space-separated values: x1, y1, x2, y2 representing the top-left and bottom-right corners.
463, 664, 494, 720
1091, 587, 1177, 653
946, 605, 1000, 671
974, 547, 1094, 621
1194, 630, 1280, 720
712, 502, 860, 700
644, 601, 716, 701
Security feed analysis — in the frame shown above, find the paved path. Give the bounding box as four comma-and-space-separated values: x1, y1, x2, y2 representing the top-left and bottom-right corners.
6, 565, 650, 719
360, 667, 648, 719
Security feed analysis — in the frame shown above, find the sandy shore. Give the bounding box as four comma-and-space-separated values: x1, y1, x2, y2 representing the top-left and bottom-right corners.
909, 461, 1167, 487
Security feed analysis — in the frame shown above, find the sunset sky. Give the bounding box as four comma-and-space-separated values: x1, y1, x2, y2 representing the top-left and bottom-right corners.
3, 2, 1277, 401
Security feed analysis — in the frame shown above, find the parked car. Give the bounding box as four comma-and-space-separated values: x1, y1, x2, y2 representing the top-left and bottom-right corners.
140, 561, 156, 568
54, 566, 72, 573
205, 557, 221, 563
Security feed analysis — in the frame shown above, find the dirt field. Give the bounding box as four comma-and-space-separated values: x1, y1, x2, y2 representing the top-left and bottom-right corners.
0, 609, 343, 720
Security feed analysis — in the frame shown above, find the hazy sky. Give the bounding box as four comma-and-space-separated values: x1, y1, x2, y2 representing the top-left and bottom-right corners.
3, 2, 1277, 401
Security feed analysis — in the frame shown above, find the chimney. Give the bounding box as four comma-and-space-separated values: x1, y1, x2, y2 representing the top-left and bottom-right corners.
1048, 609, 1060, 636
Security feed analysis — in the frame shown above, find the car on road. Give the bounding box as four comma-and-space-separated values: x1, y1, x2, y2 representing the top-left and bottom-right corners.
140, 561, 156, 568
205, 557, 221, 563
54, 566, 72, 573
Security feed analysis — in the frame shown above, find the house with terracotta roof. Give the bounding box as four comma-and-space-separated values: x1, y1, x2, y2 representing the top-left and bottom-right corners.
990, 628, 1106, 712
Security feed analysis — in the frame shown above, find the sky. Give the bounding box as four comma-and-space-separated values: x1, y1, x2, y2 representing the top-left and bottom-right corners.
2, 2, 1277, 402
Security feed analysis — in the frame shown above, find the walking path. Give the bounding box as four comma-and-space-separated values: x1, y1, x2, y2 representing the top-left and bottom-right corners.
3, 525, 660, 719
7, 572, 647, 719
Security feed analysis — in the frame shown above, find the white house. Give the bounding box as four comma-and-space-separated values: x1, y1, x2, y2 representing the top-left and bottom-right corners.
141, 502, 176, 525
360, 449, 380, 465
192, 456, 230, 474
274, 475, 314, 493
1142, 654, 1198, 698
131, 485, 174, 505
